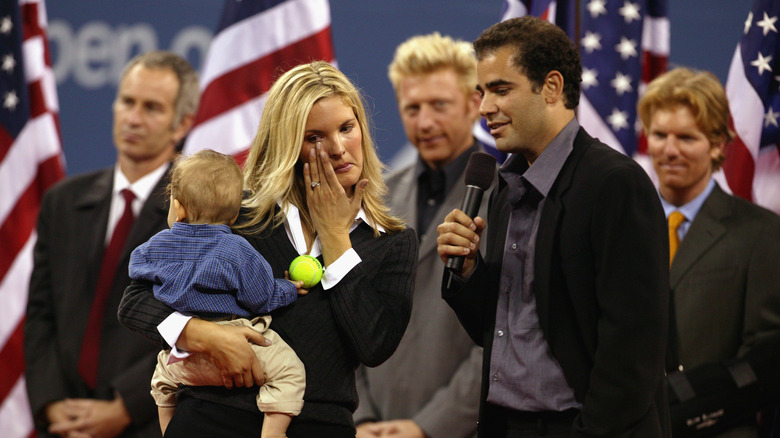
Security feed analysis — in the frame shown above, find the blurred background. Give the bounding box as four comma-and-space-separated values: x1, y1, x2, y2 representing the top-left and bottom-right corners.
47, 0, 748, 175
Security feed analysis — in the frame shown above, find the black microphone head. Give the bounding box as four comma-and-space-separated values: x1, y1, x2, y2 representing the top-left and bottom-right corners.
464, 152, 496, 190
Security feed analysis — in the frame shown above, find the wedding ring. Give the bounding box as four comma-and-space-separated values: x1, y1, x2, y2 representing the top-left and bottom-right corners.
311, 181, 321, 189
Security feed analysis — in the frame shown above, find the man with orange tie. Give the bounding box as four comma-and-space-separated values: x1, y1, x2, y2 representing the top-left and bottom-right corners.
639, 67, 780, 437
25, 51, 199, 438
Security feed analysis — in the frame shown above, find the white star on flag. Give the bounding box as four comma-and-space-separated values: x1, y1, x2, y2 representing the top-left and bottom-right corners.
582, 31, 602, 53
611, 72, 633, 95
582, 68, 599, 89
607, 108, 630, 131
586, 0, 607, 18
2, 54, 15, 72
615, 37, 638, 60
618, 1, 641, 24
745, 11, 754, 34
756, 12, 778, 36
764, 107, 779, 127
0, 16, 12, 34
3, 90, 18, 110
751, 52, 773, 74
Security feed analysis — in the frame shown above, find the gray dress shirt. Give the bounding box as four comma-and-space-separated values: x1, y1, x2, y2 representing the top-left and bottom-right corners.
487, 119, 582, 412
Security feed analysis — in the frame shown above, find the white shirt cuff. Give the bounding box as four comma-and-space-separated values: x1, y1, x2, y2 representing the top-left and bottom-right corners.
157, 312, 192, 364
320, 248, 361, 290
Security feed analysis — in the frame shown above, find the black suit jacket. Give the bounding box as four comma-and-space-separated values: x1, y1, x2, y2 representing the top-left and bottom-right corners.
444, 128, 671, 437
25, 167, 169, 437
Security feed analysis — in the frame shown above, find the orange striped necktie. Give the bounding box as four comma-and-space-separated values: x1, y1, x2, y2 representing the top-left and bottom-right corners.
668, 211, 685, 267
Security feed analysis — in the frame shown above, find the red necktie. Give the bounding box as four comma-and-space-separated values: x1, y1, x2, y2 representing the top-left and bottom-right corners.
78, 188, 136, 388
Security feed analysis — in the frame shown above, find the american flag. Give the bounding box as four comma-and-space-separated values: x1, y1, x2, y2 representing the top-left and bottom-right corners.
501, 0, 668, 169
183, 0, 335, 164
721, 0, 780, 215
0, 0, 64, 436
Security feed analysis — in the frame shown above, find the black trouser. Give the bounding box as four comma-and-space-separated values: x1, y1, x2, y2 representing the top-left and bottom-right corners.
164, 396, 355, 438
486, 403, 579, 438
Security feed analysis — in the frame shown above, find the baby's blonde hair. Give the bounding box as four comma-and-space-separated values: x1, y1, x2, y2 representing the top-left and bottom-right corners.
169, 149, 243, 224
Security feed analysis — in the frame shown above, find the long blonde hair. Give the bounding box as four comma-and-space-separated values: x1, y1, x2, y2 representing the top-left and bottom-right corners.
239, 61, 404, 236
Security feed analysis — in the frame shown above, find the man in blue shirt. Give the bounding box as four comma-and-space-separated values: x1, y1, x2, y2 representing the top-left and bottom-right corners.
639, 67, 780, 437
129, 149, 306, 438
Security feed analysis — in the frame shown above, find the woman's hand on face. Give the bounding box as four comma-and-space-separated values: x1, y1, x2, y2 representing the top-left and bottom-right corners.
304, 142, 368, 264
304, 142, 367, 232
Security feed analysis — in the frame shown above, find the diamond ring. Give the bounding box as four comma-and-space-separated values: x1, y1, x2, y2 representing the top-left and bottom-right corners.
311, 181, 321, 189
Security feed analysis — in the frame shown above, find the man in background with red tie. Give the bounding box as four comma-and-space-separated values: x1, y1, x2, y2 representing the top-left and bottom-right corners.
639, 67, 780, 437
25, 51, 199, 438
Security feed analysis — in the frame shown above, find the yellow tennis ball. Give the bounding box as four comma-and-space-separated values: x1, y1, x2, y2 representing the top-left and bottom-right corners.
289, 255, 323, 288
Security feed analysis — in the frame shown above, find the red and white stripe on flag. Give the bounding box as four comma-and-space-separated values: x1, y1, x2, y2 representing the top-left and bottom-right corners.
721, 0, 780, 215
183, 0, 336, 165
0, 0, 64, 435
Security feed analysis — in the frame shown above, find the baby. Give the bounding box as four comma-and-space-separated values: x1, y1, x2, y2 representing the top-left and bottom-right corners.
129, 149, 306, 438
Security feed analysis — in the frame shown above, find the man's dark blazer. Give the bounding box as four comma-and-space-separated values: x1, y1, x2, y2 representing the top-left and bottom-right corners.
25, 166, 168, 437
444, 128, 671, 437
667, 183, 780, 437
672, 184, 780, 369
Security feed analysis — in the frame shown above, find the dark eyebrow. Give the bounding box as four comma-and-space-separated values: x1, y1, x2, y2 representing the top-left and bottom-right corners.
485, 79, 512, 89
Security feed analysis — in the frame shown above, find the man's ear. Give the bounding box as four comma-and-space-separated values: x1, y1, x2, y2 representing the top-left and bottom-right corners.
710, 138, 727, 168
228, 213, 239, 226
543, 71, 565, 105
467, 89, 482, 122
173, 198, 187, 223
171, 113, 195, 145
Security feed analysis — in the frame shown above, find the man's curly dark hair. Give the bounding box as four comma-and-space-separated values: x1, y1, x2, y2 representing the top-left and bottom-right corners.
474, 16, 582, 109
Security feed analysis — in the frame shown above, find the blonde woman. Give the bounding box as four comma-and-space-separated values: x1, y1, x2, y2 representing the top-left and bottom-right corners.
119, 61, 418, 437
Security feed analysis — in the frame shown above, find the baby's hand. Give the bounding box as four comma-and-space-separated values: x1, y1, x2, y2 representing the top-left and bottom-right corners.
292, 280, 309, 296
285, 271, 309, 296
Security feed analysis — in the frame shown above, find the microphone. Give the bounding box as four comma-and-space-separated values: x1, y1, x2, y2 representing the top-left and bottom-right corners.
446, 151, 496, 273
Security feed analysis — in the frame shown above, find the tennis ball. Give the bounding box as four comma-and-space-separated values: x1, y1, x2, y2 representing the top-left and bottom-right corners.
289, 255, 323, 288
